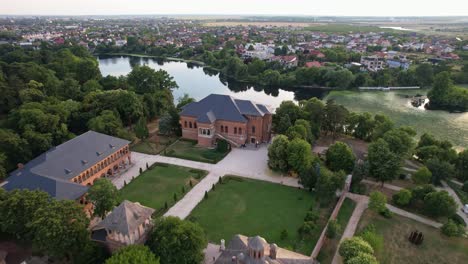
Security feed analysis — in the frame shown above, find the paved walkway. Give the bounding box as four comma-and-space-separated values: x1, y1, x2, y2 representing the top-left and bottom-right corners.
362, 179, 403, 191
331, 193, 369, 264
440, 180, 468, 231
113, 145, 301, 219
203, 243, 222, 264
330, 192, 443, 264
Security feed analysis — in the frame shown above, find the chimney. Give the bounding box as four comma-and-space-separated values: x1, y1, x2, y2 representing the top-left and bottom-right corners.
269, 244, 277, 260
17, 163, 24, 170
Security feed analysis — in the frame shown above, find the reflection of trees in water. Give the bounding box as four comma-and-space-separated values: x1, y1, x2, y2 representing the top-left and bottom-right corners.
129, 56, 142, 68
202, 67, 219, 77
217, 71, 327, 100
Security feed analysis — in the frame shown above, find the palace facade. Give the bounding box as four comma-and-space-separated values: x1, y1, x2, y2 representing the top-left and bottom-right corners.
179, 94, 272, 147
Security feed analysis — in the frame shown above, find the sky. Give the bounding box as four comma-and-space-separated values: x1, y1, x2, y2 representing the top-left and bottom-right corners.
1, 0, 467, 16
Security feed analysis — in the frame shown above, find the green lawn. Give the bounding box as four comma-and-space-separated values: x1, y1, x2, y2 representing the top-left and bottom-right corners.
188, 176, 332, 255
317, 198, 357, 264
130, 135, 177, 155
119, 163, 207, 214
164, 139, 229, 164
357, 210, 468, 264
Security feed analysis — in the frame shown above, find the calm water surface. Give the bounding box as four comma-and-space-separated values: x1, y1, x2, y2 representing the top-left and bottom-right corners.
98, 56, 467, 149
98, 56, 310, 109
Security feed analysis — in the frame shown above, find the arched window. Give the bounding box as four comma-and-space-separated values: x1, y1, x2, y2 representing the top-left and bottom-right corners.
239, 127, 242, 134
189, 122, 192, 128
225, 126, 228, 133
194, 122, 197, 128
207, 129, 211, 136
184, 121, 187, 128
252, 126, 256, 133
221, 126, 224, 133
234, 127, 237, 134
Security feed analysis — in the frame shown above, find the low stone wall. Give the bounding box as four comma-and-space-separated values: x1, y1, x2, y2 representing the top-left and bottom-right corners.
310, 174, 352, 259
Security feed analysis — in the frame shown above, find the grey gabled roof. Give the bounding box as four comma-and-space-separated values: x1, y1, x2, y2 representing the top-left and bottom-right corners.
94, 200, 155, 236
3, 131, 129, 200
3, 173, 88, 200
9, 131, 130, 181
180, 94, 271, 124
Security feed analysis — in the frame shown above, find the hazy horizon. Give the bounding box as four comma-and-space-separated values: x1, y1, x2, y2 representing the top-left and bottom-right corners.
1, 0, 467, 17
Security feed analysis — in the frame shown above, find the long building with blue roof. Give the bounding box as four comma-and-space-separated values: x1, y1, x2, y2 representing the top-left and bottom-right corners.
2, 131, 131, 212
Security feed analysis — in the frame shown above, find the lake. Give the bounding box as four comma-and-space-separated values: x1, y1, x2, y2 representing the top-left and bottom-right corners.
98, 56, 467, 149
98, 55, 321, 109
326, 90, 468, 150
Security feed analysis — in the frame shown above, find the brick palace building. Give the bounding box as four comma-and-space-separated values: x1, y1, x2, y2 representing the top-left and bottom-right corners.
3, 131, 131, 215
179, 94, 272, 147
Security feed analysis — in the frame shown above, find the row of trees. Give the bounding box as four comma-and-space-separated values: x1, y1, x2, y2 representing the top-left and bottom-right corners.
0, 45, 181, 178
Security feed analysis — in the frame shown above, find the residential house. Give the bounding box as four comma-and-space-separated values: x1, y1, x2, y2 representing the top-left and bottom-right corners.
360, 56, 385, 71
270, 55, 298, 68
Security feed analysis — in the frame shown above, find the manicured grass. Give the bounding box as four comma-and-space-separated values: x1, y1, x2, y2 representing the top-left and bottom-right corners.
188, 176, 332, 255
317, 198, 357, 264
164, 139, 229, 164
119, 163, 207, 213
357, 210, 468, 264
131, 135, 177, 155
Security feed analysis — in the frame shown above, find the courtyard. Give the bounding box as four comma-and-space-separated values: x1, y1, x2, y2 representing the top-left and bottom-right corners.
164, 139, 230, 164
187, 176, 332, 255
356, 209, 468, 264
119, 163, 207, 213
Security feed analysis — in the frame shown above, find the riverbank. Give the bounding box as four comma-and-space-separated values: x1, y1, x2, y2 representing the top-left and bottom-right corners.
325, 90, 468, 150
95, 52, 207, 66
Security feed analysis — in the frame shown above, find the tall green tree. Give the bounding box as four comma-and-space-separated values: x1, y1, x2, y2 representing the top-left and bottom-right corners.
0, 190, 50, 240
456, 150, 468, 181
88, 178, 120, 218
367, 139, 401, 185
287, 138, 312, 174
135, 117, 149, 139
322, 100, 349, 138
106, 245, 159, 264
326, 141, 355, 173
30, 199, 90, 259
267, 135, 290, 173
147, 217, 207, 264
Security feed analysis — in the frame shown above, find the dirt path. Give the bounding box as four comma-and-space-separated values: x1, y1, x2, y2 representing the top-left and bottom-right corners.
330, 192, 443, 264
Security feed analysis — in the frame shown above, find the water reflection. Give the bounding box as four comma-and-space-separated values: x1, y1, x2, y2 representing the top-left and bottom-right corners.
98, 55, 328, 109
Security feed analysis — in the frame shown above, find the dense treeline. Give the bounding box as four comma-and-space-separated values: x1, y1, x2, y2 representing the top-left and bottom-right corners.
269, 97, 467, 201
98, 37, 467, 111
0, 44, 180, 177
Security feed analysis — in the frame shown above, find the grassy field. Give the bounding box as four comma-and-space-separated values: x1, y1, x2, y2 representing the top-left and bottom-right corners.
188, 176, 332, 255
119, 163, 207, 213
131, 135, 177, 155
357, 210, 468, 264
164, 139, 229, 164
303, 24, 396, 33
316, 198, 357, 264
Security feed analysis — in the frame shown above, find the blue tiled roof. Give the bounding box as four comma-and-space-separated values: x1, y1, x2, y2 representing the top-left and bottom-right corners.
3, 131, 129, 200
180, 94, 271, 124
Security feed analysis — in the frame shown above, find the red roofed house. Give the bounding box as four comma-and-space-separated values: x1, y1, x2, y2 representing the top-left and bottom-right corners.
305, 61, 322, 68
270, 55, 298, 68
